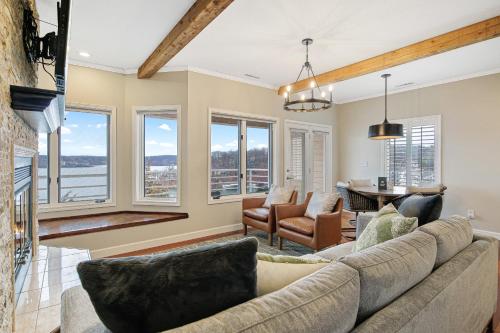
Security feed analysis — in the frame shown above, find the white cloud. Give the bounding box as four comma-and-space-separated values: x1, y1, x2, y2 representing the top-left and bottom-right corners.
249, 139, 255, 144
256, 144, 268, 149
61, 126, 71, 134
67, 124, 79, 128
159, 142, 174, 148
63, 139, 74, 143
159, 124, 172, 131
95, 123, 107, 129
211, 144, 223, 151
225, 140, 238, 148
82, 145, 95, 149
145, 140, 158, 145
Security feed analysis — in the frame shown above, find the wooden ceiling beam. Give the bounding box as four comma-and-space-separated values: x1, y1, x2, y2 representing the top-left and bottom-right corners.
138, 0, 234, 79
277, 16, 500, 96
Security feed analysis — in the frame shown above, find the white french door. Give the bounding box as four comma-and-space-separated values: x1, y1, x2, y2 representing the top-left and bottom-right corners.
284, 120, 332, 203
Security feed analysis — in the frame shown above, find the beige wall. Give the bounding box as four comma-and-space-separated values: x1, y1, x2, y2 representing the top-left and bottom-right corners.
337, 73, 500, 233
38, 65, 338, 255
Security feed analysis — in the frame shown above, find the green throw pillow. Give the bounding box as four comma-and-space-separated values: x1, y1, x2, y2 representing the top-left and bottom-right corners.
354, 204, 418, 252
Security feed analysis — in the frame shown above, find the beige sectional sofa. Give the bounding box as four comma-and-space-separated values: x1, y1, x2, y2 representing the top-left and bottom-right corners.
60, 216, 498, 333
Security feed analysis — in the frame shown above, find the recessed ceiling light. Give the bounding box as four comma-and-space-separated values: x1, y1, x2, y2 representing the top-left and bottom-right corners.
79, 51, 90, 57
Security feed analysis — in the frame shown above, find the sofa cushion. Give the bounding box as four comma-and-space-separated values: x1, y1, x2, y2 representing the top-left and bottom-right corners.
304, 192, 339, 220
169, 263, 360, 333
244, 207, 269, 222
313, 241, 356, 261
256, 253, 330, 296
417, 215, 473, 267
339, 230, 437, 322
77, 238, 258, 333
354, 204, 418, 252
279, 217, 314, 235
398, 194, 443, 226
263, 184, 295, 208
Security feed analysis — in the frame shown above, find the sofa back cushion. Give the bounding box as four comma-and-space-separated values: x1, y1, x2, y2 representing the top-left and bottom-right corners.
398, 194, 443, 226
417, 215, 473, 267
339, 230, 437, 322
169, 263, 360, 333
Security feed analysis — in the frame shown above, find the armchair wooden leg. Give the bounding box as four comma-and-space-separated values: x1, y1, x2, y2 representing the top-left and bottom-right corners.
268, 233, 273, 246
243, 224, 247, 235
278, 237, 283, 250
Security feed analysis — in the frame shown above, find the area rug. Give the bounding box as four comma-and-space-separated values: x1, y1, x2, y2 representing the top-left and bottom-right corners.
153, 229, 317, 256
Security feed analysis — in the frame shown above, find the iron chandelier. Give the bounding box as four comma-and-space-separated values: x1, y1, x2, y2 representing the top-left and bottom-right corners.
283, 38, 332, 112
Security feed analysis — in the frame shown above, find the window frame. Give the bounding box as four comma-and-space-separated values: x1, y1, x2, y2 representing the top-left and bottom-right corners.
37, 133, 50, 206
39, 103, 117, 213
132, 105, 182, 207
381, 115, 441, 186
207, 108, 279, 205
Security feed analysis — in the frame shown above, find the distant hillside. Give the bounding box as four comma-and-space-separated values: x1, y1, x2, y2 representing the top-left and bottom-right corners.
38, 155, 177, 168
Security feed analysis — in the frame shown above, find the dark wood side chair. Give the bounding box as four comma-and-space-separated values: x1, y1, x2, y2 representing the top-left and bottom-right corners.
242, 191, 298, 246
275, 192, 344, 251
336, 184, 378, 220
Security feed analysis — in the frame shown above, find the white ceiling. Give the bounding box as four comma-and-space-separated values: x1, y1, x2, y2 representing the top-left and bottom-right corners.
37, 0, 500, 103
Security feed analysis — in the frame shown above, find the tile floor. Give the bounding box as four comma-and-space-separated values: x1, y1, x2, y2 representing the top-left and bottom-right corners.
14, 245, 91, 333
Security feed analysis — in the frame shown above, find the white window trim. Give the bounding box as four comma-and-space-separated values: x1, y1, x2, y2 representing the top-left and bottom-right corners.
39, 102, 117, 213
207, 108, 279, 205
380, 114, 442, 186
132, 105, 182, 207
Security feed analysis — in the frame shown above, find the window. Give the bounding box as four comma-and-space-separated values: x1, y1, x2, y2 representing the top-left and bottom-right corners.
37, 133, 49, 204
383, 116, 441, 186
133, 106, 181, 205
246, 121, 272, 194
59, 108, 111, 203
209, 110, 276, 202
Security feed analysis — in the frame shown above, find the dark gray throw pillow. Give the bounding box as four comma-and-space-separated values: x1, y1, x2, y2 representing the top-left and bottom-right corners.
398, 194, 442, 226
77, 237, 258, 333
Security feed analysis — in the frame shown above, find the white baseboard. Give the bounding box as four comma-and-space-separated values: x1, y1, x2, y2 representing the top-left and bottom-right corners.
473, 228, 500, 240
90, 223, 242, 258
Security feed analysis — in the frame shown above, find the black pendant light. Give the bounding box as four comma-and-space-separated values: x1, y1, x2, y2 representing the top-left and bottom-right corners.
368, 74, 403, 140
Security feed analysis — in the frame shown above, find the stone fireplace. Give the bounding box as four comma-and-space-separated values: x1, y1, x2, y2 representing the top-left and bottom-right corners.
0, 0, 39, 331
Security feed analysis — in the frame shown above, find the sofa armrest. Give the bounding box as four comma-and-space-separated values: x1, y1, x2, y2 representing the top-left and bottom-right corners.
314, 211, 342, 246
242, 197, 266, 210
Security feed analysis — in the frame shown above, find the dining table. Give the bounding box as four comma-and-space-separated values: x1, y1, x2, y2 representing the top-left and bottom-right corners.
350, 185, 409, 209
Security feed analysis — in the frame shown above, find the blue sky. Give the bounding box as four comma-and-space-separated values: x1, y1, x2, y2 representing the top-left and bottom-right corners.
60, 111, 108, 156
40, 111, 269, 157
211, 124, 269, 152
144, 116, 177, 156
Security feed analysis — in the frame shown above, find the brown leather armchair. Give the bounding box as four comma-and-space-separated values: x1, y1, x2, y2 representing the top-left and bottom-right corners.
242, 191, 298, 246
276, 192, 343, 251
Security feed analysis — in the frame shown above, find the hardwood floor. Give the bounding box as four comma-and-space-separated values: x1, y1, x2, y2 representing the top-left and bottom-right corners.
39, 211, 188, 240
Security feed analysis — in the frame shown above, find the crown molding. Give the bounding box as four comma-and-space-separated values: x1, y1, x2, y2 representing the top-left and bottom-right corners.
335, 67, 500, 105
68, 60, 277, 90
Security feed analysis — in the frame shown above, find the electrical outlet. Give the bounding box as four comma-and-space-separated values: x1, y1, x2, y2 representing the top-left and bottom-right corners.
467, 209, 475, 220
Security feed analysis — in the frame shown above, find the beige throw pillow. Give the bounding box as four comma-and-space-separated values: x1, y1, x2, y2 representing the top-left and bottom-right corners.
263, 185, 295, 208
349, 179, 372, 187
256, 253, 331, 296
304, 192, 339, 220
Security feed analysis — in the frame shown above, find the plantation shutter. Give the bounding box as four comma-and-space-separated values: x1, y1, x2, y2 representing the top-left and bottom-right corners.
410, 125, 436, 185
289, 130, 306, 200
312, 131, 327, 192
385, 127, 407, 186
383, 116, 440, 186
